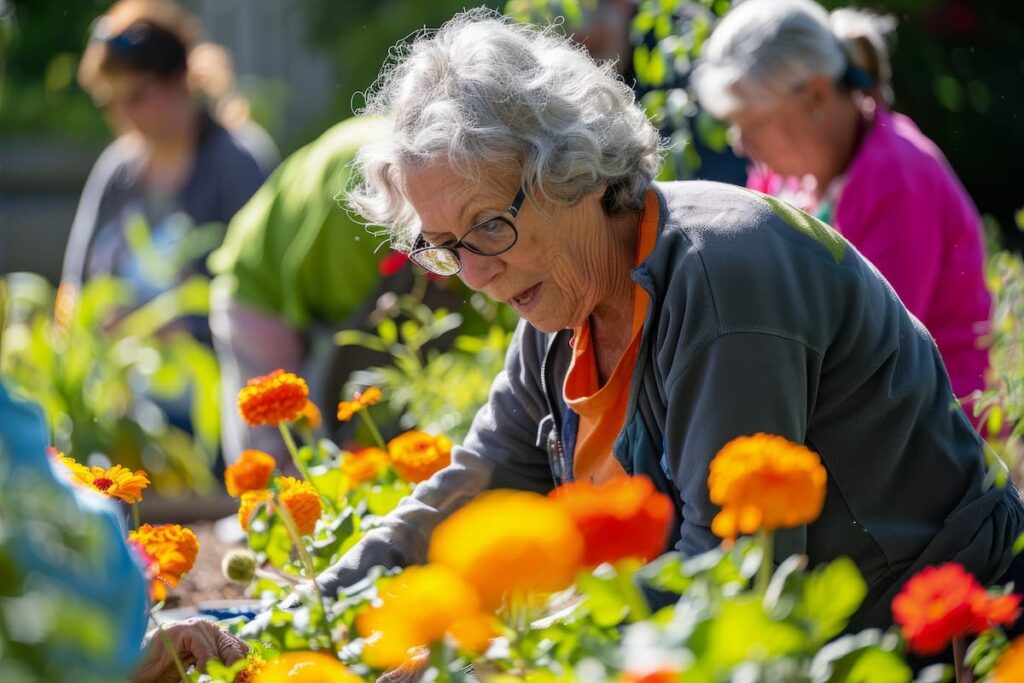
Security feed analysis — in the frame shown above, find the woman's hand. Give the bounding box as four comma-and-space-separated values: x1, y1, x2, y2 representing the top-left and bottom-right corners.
130, 617, 248, 683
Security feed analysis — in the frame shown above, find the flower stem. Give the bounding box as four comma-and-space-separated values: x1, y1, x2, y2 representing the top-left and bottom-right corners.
151, 608, 190, 682
278, 423, 313, 483
256, 567, 302, 585
298, 426, 322, 465
953, 636, 974, 683
756, 529, 774, 594
360, 410, 387, 450
616, 562, 650, 622
132, 502, 141, 531
275, 495, 339, 659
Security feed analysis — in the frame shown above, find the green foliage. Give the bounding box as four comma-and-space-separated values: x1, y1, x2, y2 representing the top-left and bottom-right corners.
0, 270, 220, 494
973, 248, 1024, 472
303, 0, 502, 131
0, 1, 113, 142
630, 0, 733, 181
337, 292, 514, 442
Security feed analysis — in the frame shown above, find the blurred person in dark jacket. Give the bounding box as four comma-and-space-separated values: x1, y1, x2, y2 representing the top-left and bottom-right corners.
62, 0, 274, 345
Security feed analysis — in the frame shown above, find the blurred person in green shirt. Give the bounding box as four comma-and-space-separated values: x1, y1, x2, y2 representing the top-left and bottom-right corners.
209, 117, 467, 463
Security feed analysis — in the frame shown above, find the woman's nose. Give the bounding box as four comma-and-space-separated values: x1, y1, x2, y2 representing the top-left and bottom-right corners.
456, 248, 503, 291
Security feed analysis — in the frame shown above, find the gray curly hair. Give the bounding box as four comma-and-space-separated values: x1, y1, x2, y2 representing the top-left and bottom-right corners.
346, 8, 663, 249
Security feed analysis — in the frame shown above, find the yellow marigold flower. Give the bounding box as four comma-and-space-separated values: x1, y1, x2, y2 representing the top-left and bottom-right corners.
995, 635, 1024, 682
225, 450, 277, 497
255, 652, 363, 682
277, 476, 323, 536
429, 490, 584, 610
49, 448, 91, 479
336, 386, 383, 422
73, 463, 150, 504
708, 433, 827, 541
238, 369, 309, 427
296, 399, 323, 430
234, 653, 266, 683
341, 448, 390, 487
387, 431, 452, 484
357, 564, 492, 670
238, 489, 273, 532
128, 523, 199, 595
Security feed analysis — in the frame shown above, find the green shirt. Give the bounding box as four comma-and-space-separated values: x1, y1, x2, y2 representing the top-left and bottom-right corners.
208, 117, 387, 328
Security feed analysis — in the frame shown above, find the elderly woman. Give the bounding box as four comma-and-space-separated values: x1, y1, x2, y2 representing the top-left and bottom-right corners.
691, 0, 991, 405
307, 9, 1021, 633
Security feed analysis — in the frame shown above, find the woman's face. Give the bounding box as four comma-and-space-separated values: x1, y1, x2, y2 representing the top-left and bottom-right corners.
403, 163, 616, 333
105, 71, 190, 139
726, 94, 822, 177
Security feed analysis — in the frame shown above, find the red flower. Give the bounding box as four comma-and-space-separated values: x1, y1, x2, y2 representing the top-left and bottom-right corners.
379, 251, 410, 277
550, 475, 673, 567
892, 563, 1021, 655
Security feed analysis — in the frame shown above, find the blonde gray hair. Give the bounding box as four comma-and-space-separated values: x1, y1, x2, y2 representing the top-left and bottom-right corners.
346, 8, 663, 248
692, 0, 896, 119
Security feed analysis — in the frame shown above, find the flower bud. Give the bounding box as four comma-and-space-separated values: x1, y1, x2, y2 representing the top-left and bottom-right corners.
221, 549, 257, 585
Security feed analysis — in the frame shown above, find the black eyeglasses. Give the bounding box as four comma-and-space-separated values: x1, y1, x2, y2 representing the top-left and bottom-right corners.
408, 189, 526, 276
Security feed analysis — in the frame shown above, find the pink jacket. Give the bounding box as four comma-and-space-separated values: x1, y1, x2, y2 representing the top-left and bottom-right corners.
748, 108, 991, 400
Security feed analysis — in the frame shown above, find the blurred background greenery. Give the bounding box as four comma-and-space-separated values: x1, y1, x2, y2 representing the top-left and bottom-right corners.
1, 0, 1020, 247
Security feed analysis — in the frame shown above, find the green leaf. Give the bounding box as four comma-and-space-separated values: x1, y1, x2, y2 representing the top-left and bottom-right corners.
377, 317, 398, 345
366, 481, 411, 516
689, 596, 805, 672
1013, 531, 1024, 557
576, 571, 631, 627
310, 465, 344, 503
204, 658, 248, 683
247, 502, 273, 553
638, 552, 693, 594
265, 515, 295, 571
334, 329, 389, 352
794, 557, 867, 643
810, 632, 911, 683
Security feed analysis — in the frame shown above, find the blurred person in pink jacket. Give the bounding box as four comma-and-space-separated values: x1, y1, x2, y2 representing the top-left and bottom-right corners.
693, 0, 991, 405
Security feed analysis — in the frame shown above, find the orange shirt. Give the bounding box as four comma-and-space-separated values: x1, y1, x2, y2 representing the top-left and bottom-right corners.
563, 190, 659, 483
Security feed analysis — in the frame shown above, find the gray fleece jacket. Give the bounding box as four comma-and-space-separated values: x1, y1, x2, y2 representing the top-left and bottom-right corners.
317, 181, 1023, 627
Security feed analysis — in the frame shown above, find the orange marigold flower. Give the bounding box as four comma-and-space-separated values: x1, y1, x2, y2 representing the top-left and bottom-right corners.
892, 563, 1020, 655
387, 431, 452, 484
277, 476, 323, 536
53, 281, 76, 337
128, 523, 199, 597
336, 386, 383, 422
429, 490, 584, 610
296, 399, 323, 430
551, 475, 673, 567
225, 450, 277, 497
74, 463, 150, 504
255, 652, 363, 683
238, 369, 309, 427
708, 433, 827, 540
341, 448, 390, 487
128, 539, 166, 602
995, 635, 1024, 682
238, 489, 273, 532
358, 564, 492, 669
